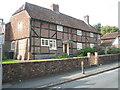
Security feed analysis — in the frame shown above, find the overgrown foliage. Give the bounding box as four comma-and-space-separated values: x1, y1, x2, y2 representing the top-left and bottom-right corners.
93, 23, 119, 35
77, 47, 97, 56
52, 53, 70, 59
2, 56, 7, 60
93, 23, 101, 32
100, 26, 119, 35
93, 45, 105, 55
107, 47, 120, 54
77, 46, 120, 57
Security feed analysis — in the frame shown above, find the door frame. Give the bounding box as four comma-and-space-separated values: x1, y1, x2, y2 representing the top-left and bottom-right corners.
63, 42, 69, 55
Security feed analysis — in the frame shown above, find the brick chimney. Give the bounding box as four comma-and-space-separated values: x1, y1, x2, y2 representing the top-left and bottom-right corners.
84, 15, 89, 25
51, 4, 59, 12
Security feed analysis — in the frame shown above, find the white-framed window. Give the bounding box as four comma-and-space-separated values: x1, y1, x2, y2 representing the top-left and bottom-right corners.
90, 33, 94, 37
41, 38, 49, 46
57, 25, 63, 31
49, 39, 57, 50
11, 41, 15, 50
90, 43, 94, 48
77, 30, 82, 36
77, 43, 82, 50
18, 22, 23, 31
98, 35, 101, 39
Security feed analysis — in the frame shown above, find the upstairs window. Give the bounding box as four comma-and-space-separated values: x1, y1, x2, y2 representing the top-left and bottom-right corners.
49, 39, 57, 50
57, 25, 63, 31
11, 41, 15, 50
18, 22, 23, 31
77, 43, 82, 50
90, 33, 94, 37
41, 38, 49, 46
77, 30, 82, 36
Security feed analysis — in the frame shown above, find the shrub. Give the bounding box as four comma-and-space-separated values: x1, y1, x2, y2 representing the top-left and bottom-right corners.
77, 47, 97, 56
52, 53, 69, 59
2, 56, 7, 60
93, 45, 105, 55
107, 47, 120, 54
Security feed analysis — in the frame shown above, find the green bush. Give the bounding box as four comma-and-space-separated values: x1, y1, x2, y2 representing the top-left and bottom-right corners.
93, 45, 105, 55
52, 53, 69, 59
107, 47, 120, 54
77, 46, 120, 57
77, 47, 97, 56
2, 56, 7, 60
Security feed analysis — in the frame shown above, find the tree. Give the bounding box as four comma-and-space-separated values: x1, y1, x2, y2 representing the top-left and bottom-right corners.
93, 23, 101, 32
100, 26, 119, 35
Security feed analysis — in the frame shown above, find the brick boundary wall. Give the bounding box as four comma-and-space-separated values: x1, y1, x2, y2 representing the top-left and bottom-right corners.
97, 53, 120, 65
2, 53, 120, 83
3, 57, 90, 83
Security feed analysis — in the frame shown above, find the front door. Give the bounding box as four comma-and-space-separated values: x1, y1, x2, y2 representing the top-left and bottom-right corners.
64, 43, 67, 53
63, 43, 69, 55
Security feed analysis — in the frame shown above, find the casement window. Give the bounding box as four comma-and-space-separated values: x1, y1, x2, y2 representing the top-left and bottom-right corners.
49, 39, 57, 50
98, 35, 101, 39
77, 43, 82, 50
57, 25, 63, 31
11, 41, 15, 50
18, 22, 23, 31
77, 30, 82, 36
41, 38, 49, 46
90, 43, 94, 48
90, 33, 94, 37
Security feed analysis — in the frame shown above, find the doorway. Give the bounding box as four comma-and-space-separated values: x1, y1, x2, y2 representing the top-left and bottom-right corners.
63, 42, 69, 55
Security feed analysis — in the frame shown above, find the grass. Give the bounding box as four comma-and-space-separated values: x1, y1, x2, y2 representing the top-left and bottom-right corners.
2, 53, 117, 64
2, 58, 71, 64
98, 54, 113, 56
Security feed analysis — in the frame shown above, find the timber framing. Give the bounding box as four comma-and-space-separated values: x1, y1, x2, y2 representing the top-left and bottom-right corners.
5, 2, 101, 60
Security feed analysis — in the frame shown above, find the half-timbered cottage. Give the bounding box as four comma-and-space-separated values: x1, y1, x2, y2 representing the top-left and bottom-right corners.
5, 2, 101, 60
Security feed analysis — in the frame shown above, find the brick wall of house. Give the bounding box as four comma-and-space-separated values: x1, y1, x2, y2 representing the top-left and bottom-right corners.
5, 22, 11, 41
10, 10, 30, 40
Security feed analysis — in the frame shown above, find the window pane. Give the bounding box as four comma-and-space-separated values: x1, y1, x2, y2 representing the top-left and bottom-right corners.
42, 40, 44, 45
41, 38, 49, 46
49, 39, 56, 50
57, 25, 63, 31
45, 40, 48, 45
77, 30, 82, 35
77, 43, 82, 50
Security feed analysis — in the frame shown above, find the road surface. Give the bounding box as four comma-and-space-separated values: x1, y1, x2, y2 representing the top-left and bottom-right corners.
51, 68, 119, 88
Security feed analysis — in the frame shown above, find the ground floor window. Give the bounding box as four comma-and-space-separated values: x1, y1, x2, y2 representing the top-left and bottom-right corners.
77, 43, 82, 50
90, 43, 94, 48
49, 39, 57, 50
11, 41, 15, 50
41, 38, 49, 46
41, 38, 57, 50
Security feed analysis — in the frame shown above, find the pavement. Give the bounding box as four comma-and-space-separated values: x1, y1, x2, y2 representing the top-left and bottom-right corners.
2, 62, 120, 88
51, 68, 119, 88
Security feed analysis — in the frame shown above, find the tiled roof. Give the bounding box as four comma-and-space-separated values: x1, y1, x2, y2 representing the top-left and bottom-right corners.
101, 39, 114, 46
13, 2, 100, 34
101, 32, 120, 40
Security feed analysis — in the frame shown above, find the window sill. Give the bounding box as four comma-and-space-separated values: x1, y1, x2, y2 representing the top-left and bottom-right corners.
49, 49, 57, 50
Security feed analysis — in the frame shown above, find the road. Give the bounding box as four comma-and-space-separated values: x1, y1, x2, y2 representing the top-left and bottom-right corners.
51, 68, 119, 88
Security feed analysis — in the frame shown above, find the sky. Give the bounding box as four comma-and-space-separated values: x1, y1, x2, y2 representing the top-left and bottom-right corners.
0, 0, 119, 27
